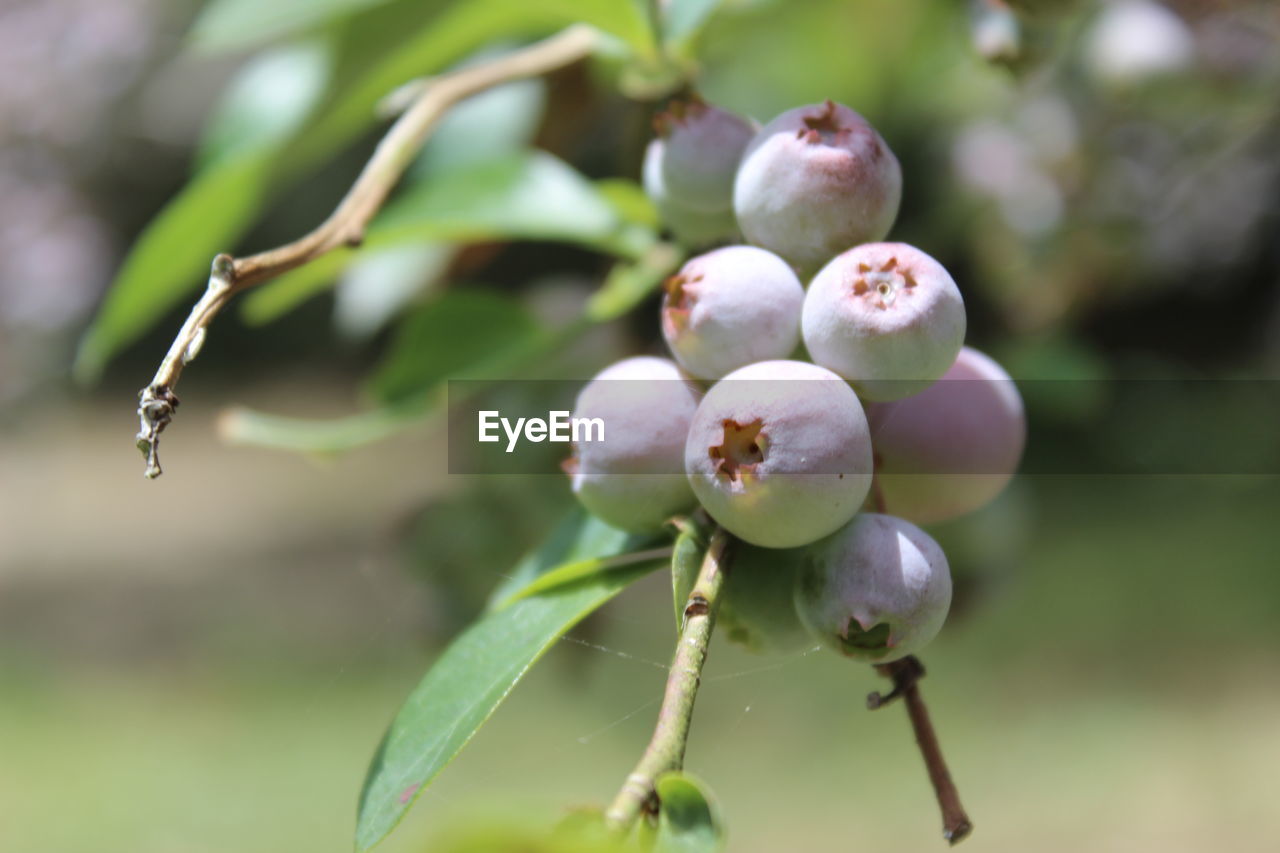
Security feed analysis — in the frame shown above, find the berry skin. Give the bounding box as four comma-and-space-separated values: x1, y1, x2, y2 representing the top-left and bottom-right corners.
718, 542, 814, 656
655, 97, 756, 212
866, 347, 1025, 524
802, 242, 966, 402
794, 513, 952, 662
643, 139, 739, 247
733, 100, 902, 274
684, 360, 873, 549
662, 246, 804, 380
567, 356, 701, 533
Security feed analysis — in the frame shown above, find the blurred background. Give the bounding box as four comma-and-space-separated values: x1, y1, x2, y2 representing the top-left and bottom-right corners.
1, 0, 1278, 851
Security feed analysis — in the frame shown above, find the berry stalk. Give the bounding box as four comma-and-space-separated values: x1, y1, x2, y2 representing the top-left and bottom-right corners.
868, 656, 973, 844
604, 526, 732, 831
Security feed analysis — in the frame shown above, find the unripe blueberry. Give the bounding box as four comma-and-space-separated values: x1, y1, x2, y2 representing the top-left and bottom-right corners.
794, 513, 952, 662
719, 542, 814, 656
866, 347, 1026, 524
802, 242, 966, 402
662, 246, 804, 380
567, 356, 701, 533
684, 360, 873, 549
655, 97, 755, 212
733, 100, 902, 274
643, 139, 739, 247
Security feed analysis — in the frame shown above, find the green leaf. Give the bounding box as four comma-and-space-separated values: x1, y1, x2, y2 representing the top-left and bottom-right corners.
586, 242, 684, 323
286, 0, 634, 177
373, 152, 624, 250
661, 0, 723, 50
355, 557, 664, 852
188, 0, 394, 54
486, 508, 650, 607
669, 518, 708, 634
196, 40, 333, 170
368, 290, 538, 404
653, 773, 725, 853
217, 400, 428, 454
498, 545, 673, 608
241, 152, 643, 324
73, 150, 274, 383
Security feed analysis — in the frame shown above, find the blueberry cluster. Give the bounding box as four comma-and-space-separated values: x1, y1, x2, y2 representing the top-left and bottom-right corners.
567, 98, 1025, 663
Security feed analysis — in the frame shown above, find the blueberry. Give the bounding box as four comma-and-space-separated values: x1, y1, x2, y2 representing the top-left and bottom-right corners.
866, 347, 1025, 524
684, 360, 873, 548
567, 356, 701, 532
794, 513, 952, 662
733, 100, 902, 274
802, 242, 966, 402
662, 245, 804, 380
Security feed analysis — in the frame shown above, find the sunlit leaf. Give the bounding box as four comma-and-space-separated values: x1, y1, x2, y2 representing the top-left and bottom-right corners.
74, 150, 274, 383
242, 152, 643, 324
662, 0, 724, 50
487, 508, 650, 607
586, 242, 684, 323
333, 244, 453, 339
354, 555, 664, 852
654, 773, 725, 853
368, 290, 539, 404
217, 400, 427, 454
188, 0, 395, 53
196, 40, 333, 170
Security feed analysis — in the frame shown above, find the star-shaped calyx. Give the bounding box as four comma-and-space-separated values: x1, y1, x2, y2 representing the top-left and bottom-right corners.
709, 418, 766, 488
662, 272, 703, 338
851, 256, 917, 310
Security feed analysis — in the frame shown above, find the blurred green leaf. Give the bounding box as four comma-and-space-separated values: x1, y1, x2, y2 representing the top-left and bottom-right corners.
662, 0, 723, 50
189, 0, 394, 54
596, 178, 661, 228
373, 152, 626, 249
654, 773, 725, 853
368, 290, 538, 404
196, 40, 333, 170
217, 400, 427, 454
355, 555, 663, 852
586, 242, 684, 322
413, 77, 547, 176
74, 150, 273, 383
242, 152, 643, 324
333, 244, 454, 338
487, 508, 650, 607
288, 0, 644, 176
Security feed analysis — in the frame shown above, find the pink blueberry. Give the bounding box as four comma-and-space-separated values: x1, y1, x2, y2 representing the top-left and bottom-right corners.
684, 360, 873, 548
733, 100, 902, 274
655, 97, 756, 212
662, 245, 804, 380
802, 242, 966, 402
866, 346, 1025, 524
643, 138, 739, 247
794, 513, 952, 662
567, 356, 701, 532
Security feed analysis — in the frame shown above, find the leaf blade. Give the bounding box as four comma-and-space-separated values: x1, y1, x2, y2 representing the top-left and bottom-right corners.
654, 772, 726, 853
355, 559, 663, 851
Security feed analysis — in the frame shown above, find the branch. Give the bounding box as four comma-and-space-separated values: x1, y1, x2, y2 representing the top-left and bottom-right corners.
134, 24, 601, 478
867, 656, 973, 845
603, 526, 731, 832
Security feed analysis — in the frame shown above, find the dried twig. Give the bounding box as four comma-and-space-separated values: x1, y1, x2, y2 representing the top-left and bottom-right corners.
135, 24, 600, 478
868, 655, 973, 844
